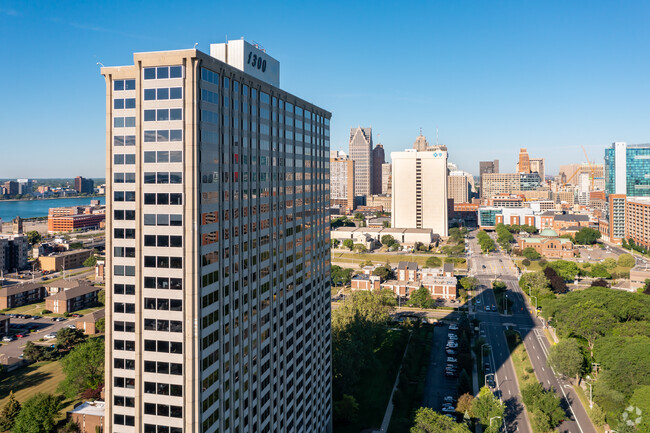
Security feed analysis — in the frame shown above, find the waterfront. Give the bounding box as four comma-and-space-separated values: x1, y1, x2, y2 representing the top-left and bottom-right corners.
0, 197, 105, 222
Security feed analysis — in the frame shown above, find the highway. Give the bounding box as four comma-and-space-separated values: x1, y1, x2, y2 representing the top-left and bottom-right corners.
468, 233, 596, 433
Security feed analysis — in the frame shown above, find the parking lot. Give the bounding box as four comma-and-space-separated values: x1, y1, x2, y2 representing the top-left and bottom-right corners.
0, 315, 79, 358
422, 322, 460, 418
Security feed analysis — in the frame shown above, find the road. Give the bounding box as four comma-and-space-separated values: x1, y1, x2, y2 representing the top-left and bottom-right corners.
0, 316, 78, 358
468, 232, 596, 433
422, 323, 460, 413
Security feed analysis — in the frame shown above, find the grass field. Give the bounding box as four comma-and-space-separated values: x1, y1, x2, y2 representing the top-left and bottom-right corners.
505, 330, 538, 432
331, 251, 467, 269
0, 361, 80, 423
1, 301, 103, 318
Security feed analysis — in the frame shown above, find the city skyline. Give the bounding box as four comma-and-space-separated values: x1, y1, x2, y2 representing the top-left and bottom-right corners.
3, 1, 650, 177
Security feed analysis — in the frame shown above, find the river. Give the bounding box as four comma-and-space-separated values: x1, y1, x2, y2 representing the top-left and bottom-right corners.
0, 197, 105, 222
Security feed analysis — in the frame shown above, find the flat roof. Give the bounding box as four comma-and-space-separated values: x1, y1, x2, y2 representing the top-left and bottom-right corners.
69, 401, 105, 417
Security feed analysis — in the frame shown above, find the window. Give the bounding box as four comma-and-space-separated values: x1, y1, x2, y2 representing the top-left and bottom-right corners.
144, 68, 156, 80
157, 88, 169, 100
144, 110, 156, 122
170, 87, 182, 99
144, 88, 156, 100
114, 79, 135, 91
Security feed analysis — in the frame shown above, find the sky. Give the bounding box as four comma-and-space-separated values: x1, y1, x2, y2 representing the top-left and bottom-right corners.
1, 0, 650, 178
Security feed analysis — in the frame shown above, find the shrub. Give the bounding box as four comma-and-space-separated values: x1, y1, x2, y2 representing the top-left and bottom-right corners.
522, 258, 531, 267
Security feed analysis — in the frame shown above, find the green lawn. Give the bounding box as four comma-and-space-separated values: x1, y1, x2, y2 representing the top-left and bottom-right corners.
505, 330, 538, 432
332, 251, 467, 269
0, 361, 64, 406
1, 302, 102, 318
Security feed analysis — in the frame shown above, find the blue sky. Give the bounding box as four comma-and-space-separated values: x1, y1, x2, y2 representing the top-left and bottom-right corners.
1, 0, 650, 177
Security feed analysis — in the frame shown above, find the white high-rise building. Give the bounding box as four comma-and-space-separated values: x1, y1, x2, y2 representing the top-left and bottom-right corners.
102, 40, 332, 433
391, 143, 449, 236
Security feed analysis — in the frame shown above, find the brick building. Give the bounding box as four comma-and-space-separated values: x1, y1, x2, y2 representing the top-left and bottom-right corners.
0, 283, 47, 309
67, 401, 105, 433
45, 282, 101, 314
39, 249, 93, 272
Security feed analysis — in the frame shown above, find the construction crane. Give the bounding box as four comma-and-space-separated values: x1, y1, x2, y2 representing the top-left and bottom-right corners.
582, 145, 596, 190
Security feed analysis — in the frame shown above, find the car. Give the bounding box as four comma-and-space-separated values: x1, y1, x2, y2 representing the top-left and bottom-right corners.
476, 299, 481, 304
487, 378, 496, 387
484, 363, 490, 372
447, 357, 457, 363
446, 343, 458, 348
2, 336, 15, 342
56, 317, 66, 322
31, 316, 41, 320
444, 396, 455, 403
485, 305, 490, 311
44, 333, 57, 340
15, 334, 25, 338
442, 406, 456, 413
22, 315, 31, 319
446, 349, 457, 355
448, 333, 458, 339
445, 371, 458, 377
42, 276, 49, 280
492, 305, 496, 311
482, 265, 486, 269
449, 324, 458, 330
67, 324, 76, 329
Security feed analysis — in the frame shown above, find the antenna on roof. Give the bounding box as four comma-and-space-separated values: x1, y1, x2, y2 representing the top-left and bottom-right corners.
193, 42, 198, 49
419, 127, 423, 136
96, 62, 104, 68
436, 127, 439, 145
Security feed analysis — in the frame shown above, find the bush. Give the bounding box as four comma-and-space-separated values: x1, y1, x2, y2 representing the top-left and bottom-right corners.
41, 309, 51, 315
617, 253, 635, 268
63, 312, 70, 318
522, 258, 531, 267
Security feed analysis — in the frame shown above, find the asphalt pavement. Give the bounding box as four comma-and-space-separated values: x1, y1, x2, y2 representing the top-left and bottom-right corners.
0, 316, 78, 358
467, 232, 596, 433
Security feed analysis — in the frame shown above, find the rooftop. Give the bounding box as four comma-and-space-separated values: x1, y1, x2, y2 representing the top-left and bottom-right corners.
47, 283, 100, 301
0, 282, 45, 297
397, 261, 418, 271
68, 401, 105, 418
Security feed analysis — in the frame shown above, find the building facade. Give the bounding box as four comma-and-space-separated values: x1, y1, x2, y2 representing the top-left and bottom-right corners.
381, 163, 392, 195
605, 142, 650, 197
75, 176, 95, 194
102, 41, 331, 433
329, 151, 355, 212
529, 158, 545, 181
371, 144, 385, 195
349, 127, 373, 198
391, 145, 449, 236
517, 148, 530, 173
625, 197, 650, 249
448, 171, 470, 204
480, 173, 519, 199
479, 160, 499, 197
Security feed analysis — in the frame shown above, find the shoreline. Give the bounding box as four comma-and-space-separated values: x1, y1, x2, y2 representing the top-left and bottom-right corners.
0, 195, 105, 203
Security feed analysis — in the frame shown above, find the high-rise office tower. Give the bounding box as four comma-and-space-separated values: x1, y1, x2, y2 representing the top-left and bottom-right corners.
392, 141, 448, 236
413, 133, 429, 151
371, 144, 385, 194
517, 148, 531, 173
529, 158, 545, 181
102, 40, 332, 433
479, 160, 499, 197
330, 151, 355, 212
381, 163, 392, 195
605, 142, 650, 197
349, 127, 373, 198
448, 171, 471, 204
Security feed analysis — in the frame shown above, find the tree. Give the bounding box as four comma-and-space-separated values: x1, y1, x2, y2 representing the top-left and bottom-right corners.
83, 255, 97, 267
353, 243, 368, 253
547, 338, 584, 382
373, 265, 394, 281
522, 258, 531, 267
333, 394, 359, 423
602, 258, 617, 270
59, 419, 80, 433
521, 382, 565, 432
407, 287, 433, 309
354, 212, 365, 221
331, 239, 340, 248
23, 341, 47, 362
590, 278, 609, 288
617, 253, 635, 268
547, 260, 580, 280
425, 256, 442, 268
456, 393, 474, 416
97, 289, 105, 306
460, 277, 478, 291
331, 266, 354, 286
12, 393, 61, 433
26, 230, 41, 245
410, 407, 472, 433
381, 235, 396, 247
0, 391, 21, 431
522, 247, 541, 260
95, 317, 105, 334
472, 386, 505, 431
55, 327, 86, 351
629, 385, 650, 433
343, 239, 354, 251
58, 338, 105, 399
574, 227, 601, 245
544, 266, 568, 294
589, 264, 611, 279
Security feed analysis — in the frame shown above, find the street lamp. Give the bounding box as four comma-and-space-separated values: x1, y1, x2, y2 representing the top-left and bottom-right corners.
585, 376, 593, 409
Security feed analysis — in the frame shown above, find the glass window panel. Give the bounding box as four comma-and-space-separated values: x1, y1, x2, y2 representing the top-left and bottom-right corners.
157, 130, 169, 142
170, 66, 182, 78
157, 88, 169, 100
157, 109, 169, 121
157, 151, 169, 163
157, 67, 169, 79
114, 99, 125, 109
125, 98, 136, 109
170, 109, 182, 120
144, 88, 156, 100
125, 79, 136, 90
144, 110, 155, 122
170, 130, 182, 141
144, 68, 156, 80
125, 154, 135, 164
114, 80, 124, 91
144, 151, 156, 163
144, 130, 156, 142
169, 151, 183, 162
124, 135, 135, 146
113, 136, 124, 146
157, 172, 170, 184
170, 87, 182, 99
114, 117, 124, 128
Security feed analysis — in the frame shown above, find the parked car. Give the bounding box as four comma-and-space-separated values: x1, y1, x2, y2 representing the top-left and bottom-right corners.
484, 363, 491, 372
442, 406, 456, 413
31, 316, 41, 320
67, 324, 76, 329
446, 349, 457, 355
44, 333, 57, 340
446, 342, 458, 348
485, 305, 491, 311
449, 324, 458, 330
444, 396, 455, 404
2, 336, 15, 342
445, 371, 458, 377
448, 333, 458, 340
447, 357, 458, 363
15, 334, 25, 338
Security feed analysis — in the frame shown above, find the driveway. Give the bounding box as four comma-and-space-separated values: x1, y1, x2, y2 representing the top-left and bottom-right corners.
0, 316, 78, 358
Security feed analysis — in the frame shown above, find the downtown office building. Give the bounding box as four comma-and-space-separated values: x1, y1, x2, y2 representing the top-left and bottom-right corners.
102, 40, 332, 433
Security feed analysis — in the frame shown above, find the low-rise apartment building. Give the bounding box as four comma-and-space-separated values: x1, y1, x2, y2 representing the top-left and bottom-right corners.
625, 197, 650, 249
44, 282, 101, 314
39, 249, 93, 272
350, 275, 381, 291
0, 283, 47, 309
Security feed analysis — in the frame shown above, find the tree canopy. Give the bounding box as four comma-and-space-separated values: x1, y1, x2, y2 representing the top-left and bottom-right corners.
425, 256, 442, 268
472, 386, 505, 432
58, 337, 105, 399
331, 265, 354, 286
410, 407, 472, 433
574, 227, 601, 245
0, 391, 21, 432
12, 393, 61, 433
547, 338, 585, 381
522, 247, 542, 260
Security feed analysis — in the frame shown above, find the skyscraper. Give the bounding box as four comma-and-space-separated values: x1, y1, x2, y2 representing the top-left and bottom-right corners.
330, 151, 355, 211
448, 171, 471, 204
381, 162, 392, 195
517, 148, 531, 173
102, 40, 332, 433
371, 144, 385, 194
529, 158, 545, 181
349, 127, 373, 198
392, 140, 448, 236
605, 142, 650, 197
479, 160, 499, 197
